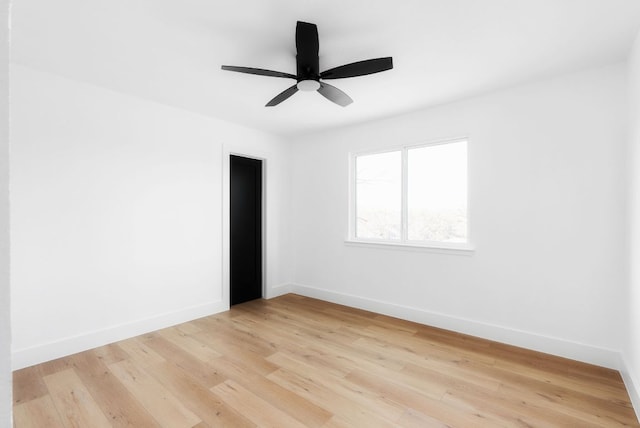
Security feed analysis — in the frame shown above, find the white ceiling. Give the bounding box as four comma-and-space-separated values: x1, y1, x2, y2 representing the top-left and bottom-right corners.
11, 0, 640, 137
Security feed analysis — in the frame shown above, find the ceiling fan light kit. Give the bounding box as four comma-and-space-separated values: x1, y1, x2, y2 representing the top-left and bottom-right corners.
221, 21, 393, 107
297, 80, 320, 92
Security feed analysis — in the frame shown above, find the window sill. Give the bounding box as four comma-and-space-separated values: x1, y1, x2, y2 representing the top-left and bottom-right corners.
344, 239, 475, 256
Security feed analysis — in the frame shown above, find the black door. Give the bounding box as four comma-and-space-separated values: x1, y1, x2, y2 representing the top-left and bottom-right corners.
230, 155, 262, 305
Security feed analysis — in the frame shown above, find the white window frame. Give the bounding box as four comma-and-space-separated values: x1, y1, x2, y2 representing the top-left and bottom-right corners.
347, 137, 474, 255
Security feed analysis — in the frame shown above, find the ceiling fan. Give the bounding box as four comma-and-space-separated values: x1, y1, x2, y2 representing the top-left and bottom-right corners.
221, 21, 393, 107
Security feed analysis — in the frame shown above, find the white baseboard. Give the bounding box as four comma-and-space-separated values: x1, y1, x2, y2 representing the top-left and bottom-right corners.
620, 355, 640, 422
290, 283, 621, 370
12, 300, 228, 370
267, 283, 293, 299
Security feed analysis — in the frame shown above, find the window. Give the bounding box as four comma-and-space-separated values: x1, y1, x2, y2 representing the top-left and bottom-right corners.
351, 138, 469, 250
355, 150, 402, 240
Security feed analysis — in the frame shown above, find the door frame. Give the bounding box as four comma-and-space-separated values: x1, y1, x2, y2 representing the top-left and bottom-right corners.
222, 148, 267, 308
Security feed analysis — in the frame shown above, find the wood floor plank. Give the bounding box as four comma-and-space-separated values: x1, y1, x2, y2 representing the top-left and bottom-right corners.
12, 294, 640, 427
43, 368, 112, 428
264, 336, 353, 378
37, 357, 75, 377
267, 368, 399, 428
375, 323, 499, 366
345, 368, 499, 428
224, 312, 358, 378
115, 337, 165, 366
156, 326, 222, 363
67, 350, 162, 427
247, 303, 363, 346
12, 395, 64, 428
441, 386, 604, 428
91, 343, 130, 366
209, 355, 333, 428
267, 351, 404, 423
353, 336, 503, 391
108, 359, 201, 428
395, 408, 451, 428
320, 416, 353, 428
498, 378, 640, 426
235, 299, 362, 344
191, 330, 280, 377
175, 321, 202, 335
144, 361, 256, 428
142, 334, 227, 387
212, 379, 308, 428
12, 367, 48, 405
494, 356, 632, 402
192, 315, 279, 357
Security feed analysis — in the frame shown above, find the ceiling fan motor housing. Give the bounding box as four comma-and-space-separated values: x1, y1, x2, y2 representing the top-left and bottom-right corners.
296, 59, 319, 82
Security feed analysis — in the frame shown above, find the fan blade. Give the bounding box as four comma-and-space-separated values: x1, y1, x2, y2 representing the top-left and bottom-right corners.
296, 21, 320, 79
317, 82, 353, 107
266, 84, 299, 107
320, 57, 393, 79
296, 21, 319, 58
221, 65, 296, 79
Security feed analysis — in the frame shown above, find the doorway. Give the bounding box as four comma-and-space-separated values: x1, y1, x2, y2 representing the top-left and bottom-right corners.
230, 155, 263, 305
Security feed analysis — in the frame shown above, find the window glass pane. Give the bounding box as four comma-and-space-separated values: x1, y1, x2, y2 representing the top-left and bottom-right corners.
356, 151, 401, 240
407, 141, 467, 242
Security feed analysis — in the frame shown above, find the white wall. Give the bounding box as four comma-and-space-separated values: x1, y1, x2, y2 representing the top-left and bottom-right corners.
625, 29, 640, 413
290, 64, 628, 368
0, 0, 10, 426
10, 64, 291, 369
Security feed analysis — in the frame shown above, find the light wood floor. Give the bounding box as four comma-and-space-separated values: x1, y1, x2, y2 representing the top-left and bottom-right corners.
13, 294, 640, 427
